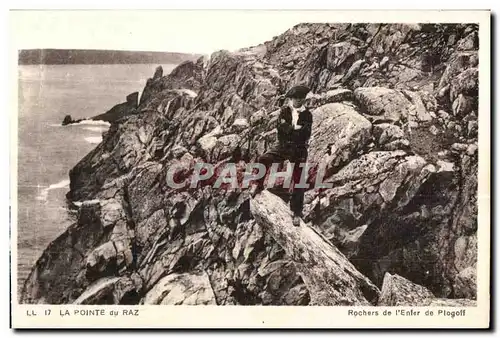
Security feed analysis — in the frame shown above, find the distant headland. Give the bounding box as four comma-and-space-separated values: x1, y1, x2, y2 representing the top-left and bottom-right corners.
18, 49, 202, 65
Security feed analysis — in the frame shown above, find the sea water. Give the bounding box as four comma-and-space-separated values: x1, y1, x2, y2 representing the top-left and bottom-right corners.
17, 63, 176, 293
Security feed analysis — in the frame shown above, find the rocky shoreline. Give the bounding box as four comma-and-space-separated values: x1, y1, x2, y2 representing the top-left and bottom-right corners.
61, 92, 140, 126
22, 23, 478, 305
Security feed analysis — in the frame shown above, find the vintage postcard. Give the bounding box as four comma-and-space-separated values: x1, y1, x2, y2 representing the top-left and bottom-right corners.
10, 9, 490, 329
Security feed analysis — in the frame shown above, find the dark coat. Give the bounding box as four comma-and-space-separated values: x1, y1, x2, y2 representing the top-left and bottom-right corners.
276, 105, 313, 147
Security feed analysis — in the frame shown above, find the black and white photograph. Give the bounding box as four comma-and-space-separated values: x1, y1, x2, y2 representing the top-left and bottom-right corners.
10, 9, 490, 329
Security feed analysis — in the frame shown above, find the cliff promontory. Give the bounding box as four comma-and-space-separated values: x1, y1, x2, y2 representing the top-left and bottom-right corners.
22, 23, 479, 306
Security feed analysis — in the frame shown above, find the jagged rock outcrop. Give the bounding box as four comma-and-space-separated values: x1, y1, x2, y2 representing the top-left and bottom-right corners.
139, 60, 205, 107
22, 23, 479, 306
351, 147, 478, 298
73, 274, 142, 305
251, 191, 379, 305
305, 88, 354, 108
61, 92, 140, 125
373, 123, 405, 147
142, 271, 216, 305
354, 87, 412, 124
307, 103, 372, 177
62, 114, 73, 126
22, 201, 114, 303
378, 273, 476, 306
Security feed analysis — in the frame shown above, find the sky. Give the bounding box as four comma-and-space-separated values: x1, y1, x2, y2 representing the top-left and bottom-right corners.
10, 10, 321, 55
10, 10, 487, 55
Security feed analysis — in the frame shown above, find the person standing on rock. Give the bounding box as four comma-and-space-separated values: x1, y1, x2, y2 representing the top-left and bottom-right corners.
249, 84, 313, 227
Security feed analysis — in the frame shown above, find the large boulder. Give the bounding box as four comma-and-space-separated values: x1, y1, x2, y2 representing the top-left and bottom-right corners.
142, 271, 217, 305
73, 274, 142, 305
85, 238, 133, 280
305, 150, 432, 227
378, 273, 476, 306
304, 150, 434, 260
353, 152, 478, 297
378, 272, 434, 306
251, 190, 380, 305
437, 51, 478, 93
403, 90, 433, 122
354, 87, 412, 123
308, 103, 372, 177
452, 94, 475, 118
373, 123, 405, 146
457, 31, 479, 51
305, 88, 354, 108
453, 266, 477, 300
450, 68, 478, 101
212, 134, 242, 161
326, 41, 359, 71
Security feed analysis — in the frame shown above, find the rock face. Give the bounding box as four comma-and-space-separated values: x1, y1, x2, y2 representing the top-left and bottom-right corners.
308, 103, 372, 176
139, 59, 204, 107
62, 114, 73, 126
142, 271, 216, 305
91, 92, 139, 123
251, 191, 379, 305
61, 92, 140, 125
378, 273, 476, 306
354, 87, 411, 123
22, 23, 479, 306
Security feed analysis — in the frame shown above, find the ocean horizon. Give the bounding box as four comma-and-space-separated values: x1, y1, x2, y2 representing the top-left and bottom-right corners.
17, 63, 177, 294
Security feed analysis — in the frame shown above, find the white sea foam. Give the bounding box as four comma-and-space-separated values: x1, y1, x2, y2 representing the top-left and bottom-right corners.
72, 199, 101, 208
82, 126, 108, 132
74, 120, 111, 127
84, 136, 103, 144
49, 120, 111, 128
36, 179, 70, 201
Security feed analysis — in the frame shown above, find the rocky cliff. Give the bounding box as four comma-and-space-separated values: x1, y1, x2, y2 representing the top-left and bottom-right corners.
62, 92, 140, 126
21, 23, 479, 305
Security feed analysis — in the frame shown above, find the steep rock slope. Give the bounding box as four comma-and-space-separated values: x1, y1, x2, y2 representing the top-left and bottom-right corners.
22, 23, 479, 305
